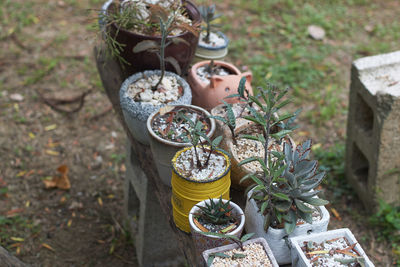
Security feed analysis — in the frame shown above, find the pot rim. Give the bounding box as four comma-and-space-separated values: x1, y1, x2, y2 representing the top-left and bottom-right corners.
146, 104, 216, 147
107, 0, 201, 39
198, 31, 229, 50
171, 146, 231, 184
188, 198, 245, 237
189, 60, 242, 87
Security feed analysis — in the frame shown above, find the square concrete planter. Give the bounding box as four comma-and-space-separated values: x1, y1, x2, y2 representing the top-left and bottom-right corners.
244, 189, 330, 265
289, 228, 375, 267
202, 237, 279, 267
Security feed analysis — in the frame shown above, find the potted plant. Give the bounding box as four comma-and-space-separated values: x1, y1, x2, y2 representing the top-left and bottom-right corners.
170, 117, 231, 233
202, 235, 279, 267
195, 4, 229, 60
120, 16, 192, 145
210, 79, 299, 189
188, 197, 245, 257
146, 104, 216, 186
238, 84, 330, 265
289, 228, 375, 266
100, 0, 200, 75
188, 60, 253, 111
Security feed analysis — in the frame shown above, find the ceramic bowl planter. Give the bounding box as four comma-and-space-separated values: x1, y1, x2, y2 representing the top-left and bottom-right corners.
146, 104, 216, 187
188, 60, 253, 111
120, 70, 192, 145
171, 146, 231, 233
189, 198, 245, 258
245, 189, 330, 265
106, 1, 200, 75
202, 237, 279, 267
195, 31, 229, 60
289, 228, 375, 267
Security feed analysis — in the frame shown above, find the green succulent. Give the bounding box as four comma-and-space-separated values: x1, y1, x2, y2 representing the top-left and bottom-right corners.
198, 4, 222, 43
197, 196, 234, 225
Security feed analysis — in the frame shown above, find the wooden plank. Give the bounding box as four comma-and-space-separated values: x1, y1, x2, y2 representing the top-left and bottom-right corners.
94, 46, 198, 266
0, 246, 28, 267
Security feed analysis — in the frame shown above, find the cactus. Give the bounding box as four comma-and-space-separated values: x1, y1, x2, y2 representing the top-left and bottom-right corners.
196, 196, 234, 225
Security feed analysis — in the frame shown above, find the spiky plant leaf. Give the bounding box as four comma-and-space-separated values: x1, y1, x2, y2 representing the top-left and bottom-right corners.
238, 156, 261, 167
237, 77, 247, 98
272, 193, 290, 201
241, 233, 255, 242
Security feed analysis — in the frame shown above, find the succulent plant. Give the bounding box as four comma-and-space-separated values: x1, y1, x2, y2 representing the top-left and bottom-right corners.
237, 83, 328, 234
198, 4, 222, 43
196, 196, 234, 225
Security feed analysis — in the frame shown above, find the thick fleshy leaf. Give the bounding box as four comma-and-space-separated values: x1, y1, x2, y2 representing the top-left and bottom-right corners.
260, 201, 269, 214
209, 115, 227, 124
165, 56, 181, 75
171, 37, 190, 46
238, 156, 261, 166
275, 200, 292, 212
133, 40, 159, 53
298, 209, 313, 224
241, 232, 255, 242
272, 192, 290, 201
294, 160, 317, 177
294, 199, 313, 213
237, 77, 246, 98
300, 197, 329, 206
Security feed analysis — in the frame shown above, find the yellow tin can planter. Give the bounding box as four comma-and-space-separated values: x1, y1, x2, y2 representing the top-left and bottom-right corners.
171, 146, 231, 233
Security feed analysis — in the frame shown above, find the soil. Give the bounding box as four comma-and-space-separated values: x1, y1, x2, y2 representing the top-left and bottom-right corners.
151, 105, 211, 142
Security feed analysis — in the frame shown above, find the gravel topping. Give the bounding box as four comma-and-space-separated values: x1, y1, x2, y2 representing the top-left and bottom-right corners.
175, 147, 227, 181
125, 74, 181, 106
211, 242, 272, 267
199, 31, 227, 47
196, 65, 231, 84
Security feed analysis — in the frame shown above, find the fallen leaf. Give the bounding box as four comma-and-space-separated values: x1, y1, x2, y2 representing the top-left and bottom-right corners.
42, 243, 55, 252
159, 105, 174, 116
11, 237, 25, 242
45, 150, 59, 156
67, 219, 72, 227
16, 247, 21, 255
307, 250, 329, 255
45, 124, 57, 131
6, 208, 24, 217
43, 165, 70, 190
193, 218, 208, 232
331, 207, 342, 221
29, 132, 36, 139
16, 171, 27, 177
25, 201, 30, 207
98, 197, 103, 206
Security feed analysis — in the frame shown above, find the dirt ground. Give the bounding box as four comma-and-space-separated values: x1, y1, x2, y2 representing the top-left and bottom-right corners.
0, 0, 397, 266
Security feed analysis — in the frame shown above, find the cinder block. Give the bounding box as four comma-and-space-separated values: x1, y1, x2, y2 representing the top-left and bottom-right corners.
345, 50, 400, 211
124, 142, 184, 267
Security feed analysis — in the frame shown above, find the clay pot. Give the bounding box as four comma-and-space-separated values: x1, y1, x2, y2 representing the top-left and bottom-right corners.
107, 0, 201, 76
188, 60, 253, 111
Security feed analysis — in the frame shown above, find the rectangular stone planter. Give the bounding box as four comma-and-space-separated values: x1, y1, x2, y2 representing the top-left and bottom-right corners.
289, 228, 375, 267
202, 237, 279, 267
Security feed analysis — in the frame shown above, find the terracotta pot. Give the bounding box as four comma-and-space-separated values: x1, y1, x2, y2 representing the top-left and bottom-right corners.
188, 60, 253, 111
146, 104, 216, 187
189, 198, 245, 260
107, 0, 201, 76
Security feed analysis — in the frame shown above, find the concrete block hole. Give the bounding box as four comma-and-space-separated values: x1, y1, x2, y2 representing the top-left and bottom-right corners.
355, 93, 373, 133
351, 143, 369, 188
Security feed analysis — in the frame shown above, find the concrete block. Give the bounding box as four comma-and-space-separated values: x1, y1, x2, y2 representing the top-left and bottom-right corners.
124, 142, 184, 267
345, 50, 400, 211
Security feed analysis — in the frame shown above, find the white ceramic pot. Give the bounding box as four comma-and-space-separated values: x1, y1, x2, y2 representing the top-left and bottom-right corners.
189, 198, 245, 259
202, 237, 279, 267
146, 104, 216, 187
289, 228, 375, 267
195, 31, 229, 60
244, 189, 330, 265
119, 70, 192, 145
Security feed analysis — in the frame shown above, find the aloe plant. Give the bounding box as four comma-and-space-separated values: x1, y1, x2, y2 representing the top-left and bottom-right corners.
196, 196, 234, 225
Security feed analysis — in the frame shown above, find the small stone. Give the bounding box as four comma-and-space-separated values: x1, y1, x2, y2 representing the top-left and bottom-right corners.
364, 24, 374, 33
10, 93, 24, 102
307, 25, 325, 40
